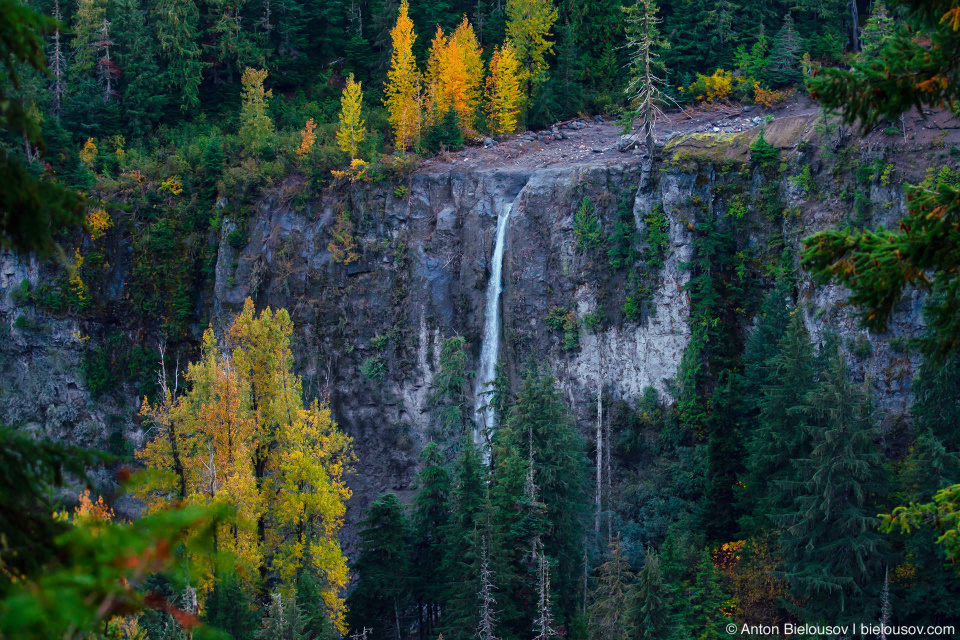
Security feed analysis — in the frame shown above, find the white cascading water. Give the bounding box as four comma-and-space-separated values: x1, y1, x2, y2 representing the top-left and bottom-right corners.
473, 201, 512, 451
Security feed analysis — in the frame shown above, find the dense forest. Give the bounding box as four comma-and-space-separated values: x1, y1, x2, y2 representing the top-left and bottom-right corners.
3, 0, 960, 638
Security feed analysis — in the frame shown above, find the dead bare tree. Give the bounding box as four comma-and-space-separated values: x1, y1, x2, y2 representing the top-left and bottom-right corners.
879, 566, 890, 640
49, 0, 66, 121
533, 541, 556, 640
477, 536, 497, 640
623, 0, 672, 156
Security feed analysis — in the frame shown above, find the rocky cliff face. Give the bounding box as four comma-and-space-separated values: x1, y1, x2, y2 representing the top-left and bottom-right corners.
0, 110, 937, 542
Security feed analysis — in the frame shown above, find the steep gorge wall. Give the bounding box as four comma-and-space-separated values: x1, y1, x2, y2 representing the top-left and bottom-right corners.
0, 115, 934, 542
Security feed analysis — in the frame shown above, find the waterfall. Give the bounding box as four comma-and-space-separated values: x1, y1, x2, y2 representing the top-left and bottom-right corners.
473, 200, 512, 452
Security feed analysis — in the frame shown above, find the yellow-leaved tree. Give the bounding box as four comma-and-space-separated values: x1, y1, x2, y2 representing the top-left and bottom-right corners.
136, 299, 354, 632
383, 0, 421, 152
424, 18, 483, 135
505, 0, 558, 106
239, 68, 274, 148
486, 43, 523, 136
336, 73, 366, 159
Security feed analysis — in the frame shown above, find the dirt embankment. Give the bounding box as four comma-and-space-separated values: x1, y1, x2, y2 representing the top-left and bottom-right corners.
422, 96, 960, 174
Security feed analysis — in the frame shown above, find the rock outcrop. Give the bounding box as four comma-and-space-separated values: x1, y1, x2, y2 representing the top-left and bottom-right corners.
0, 116, 934, 542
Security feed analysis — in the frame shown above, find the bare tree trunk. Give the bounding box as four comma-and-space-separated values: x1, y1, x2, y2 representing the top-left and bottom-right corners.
533, 540, 555, 640
50, 0, 66, 121
605, 384, 612, 546
850, 0, 860, 52
879, 566, 890, 640
595, 353, 602, 535
478, 537, 497, 640
582, 547, 588, 616
395, 596, 401, 640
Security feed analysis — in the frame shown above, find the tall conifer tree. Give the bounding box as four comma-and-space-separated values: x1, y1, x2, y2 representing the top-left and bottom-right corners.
384, 0, 421, 152
778, 347, 888, 622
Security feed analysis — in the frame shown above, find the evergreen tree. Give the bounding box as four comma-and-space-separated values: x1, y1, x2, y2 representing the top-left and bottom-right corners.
660, 0, 711, 78
410, 443, 452, 639
71, 0, 106, 83
587, 536, 635, 640
703, 0, 738, 54
490, 364, 588, 637
859, 1, 894, 60
0, 0, 85, 257
912, 352, 960, 448
632, 547, 670, 640
739, 313, 816, 536
681, 548, 732, 640
423, 107, 464, 153
430, 337, 471, 438
297, 570, 334, 640
113, 0, 166, 135
765, 13, 802, 87
738, 278, 793, 416
887, 429, 960, 624
202, 137, 225, 204
257, 592, 312, 640
347, 494, 411, 640
48, 0, 67, 122
148, 0, 204, 110
704, 371, 746, 541
552, 19, 582, 117
204, 572, 258, 639
437, 438, 488, 640
560, 0, 623, 107
778, 347, 888, 623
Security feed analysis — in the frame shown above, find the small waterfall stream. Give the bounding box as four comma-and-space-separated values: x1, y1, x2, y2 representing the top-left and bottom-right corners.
473, 200, 512, 452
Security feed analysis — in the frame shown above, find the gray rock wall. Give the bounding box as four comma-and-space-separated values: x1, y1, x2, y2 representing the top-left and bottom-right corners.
0, 130, 929, 541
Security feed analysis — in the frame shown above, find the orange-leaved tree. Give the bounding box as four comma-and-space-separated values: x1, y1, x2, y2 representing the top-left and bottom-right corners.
383, 0, 421, 152
425, 18, 483, 135
297, 118, 318, 157
336, 73, 366, 159
137, 299, 354, 632
486, 42, 523, 136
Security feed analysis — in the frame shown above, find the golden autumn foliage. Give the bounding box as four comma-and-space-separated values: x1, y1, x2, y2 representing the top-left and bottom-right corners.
753, 83, 795, 108
383, 0, 421, 152
336, 74, 366, 159
74, 489, 115, 525
717, 537, 793, 628
79, 138, 97, 167
111, 135, 126, 165
69, 248, 88, 305
86, 207, 112, 240
425, 18, 483, 134
330, 158, 370, 182
505, 0, 557, 101
158, 176, 183, 196
486, 43, 523, 136
136, 300, 354, 632
296, 118, 318, 157
683, 68, 734, 102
